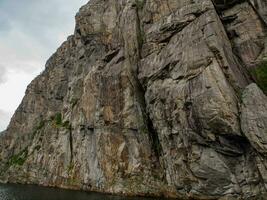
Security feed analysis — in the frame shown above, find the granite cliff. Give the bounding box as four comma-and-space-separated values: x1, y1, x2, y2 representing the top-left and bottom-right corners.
0, 0, 267, 199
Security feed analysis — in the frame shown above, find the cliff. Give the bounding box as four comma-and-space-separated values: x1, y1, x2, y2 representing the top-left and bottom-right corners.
0, 0, 267, 199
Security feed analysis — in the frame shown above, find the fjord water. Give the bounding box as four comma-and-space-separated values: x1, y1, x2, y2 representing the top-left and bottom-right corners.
0, 183, 164, 200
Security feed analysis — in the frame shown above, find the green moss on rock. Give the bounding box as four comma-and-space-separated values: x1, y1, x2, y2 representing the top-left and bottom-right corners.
8, 148, 28, 166
51, 113, 72, 130
136, 0, 145, 9
54, 113, 63, 126
67, 162, 75, 174
252, 61, 267, 94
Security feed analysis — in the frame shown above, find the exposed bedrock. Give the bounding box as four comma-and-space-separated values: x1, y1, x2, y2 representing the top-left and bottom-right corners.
0, 0, 267, 199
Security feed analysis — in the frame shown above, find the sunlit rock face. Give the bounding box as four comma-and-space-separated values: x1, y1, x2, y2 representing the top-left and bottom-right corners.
0, 0, 267, 199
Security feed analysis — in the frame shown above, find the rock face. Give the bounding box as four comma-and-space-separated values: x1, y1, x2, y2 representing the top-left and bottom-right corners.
0, 0, 267, 199
241, 83, 267, 154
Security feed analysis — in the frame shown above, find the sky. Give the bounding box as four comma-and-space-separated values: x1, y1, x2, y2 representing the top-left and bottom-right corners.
0, 0, 88, 131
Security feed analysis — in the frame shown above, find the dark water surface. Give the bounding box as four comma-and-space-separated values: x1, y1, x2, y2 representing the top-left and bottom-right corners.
0, 183, 164, 200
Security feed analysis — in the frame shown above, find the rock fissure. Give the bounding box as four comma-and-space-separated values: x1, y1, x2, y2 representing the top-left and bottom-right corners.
135, 0, 163, 161
69, 126, 73, 163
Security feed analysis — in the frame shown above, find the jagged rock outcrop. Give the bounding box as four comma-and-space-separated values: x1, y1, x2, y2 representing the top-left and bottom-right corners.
0, 0, 267, 199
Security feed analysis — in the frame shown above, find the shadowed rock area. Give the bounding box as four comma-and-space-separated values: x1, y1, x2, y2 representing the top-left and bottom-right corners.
0, 0, 267, 199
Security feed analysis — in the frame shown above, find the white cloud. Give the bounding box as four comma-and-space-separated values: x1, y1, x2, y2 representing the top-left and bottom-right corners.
0, 0, 89, 75
0, 109, 12, 131
0, 0, 89, 131
0, 65, 7, 84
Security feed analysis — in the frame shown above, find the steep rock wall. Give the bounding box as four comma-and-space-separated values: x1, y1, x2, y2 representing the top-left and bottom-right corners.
0, 0, 267, 199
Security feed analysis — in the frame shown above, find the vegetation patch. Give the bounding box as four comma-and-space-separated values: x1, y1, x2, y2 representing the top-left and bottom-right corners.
51, 113, 72, 130
54, 113, 63, 126
136, 0, 145, 10
8, 148, 28, 166
67, 162, 74, 174
251, 61, 267, 94
67, 176, 80, 186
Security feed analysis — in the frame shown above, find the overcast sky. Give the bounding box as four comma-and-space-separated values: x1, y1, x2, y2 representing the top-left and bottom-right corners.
0, 0, 88, 131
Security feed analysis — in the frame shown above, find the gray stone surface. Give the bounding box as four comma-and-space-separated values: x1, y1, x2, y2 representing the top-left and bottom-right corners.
0, 0, 267, 199
241, 83, 267, 153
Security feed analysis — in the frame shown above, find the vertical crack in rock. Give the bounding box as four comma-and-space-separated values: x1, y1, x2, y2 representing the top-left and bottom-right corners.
248, 0, 267, 26
135, 0, 163, 160
69, 125, 73, 163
